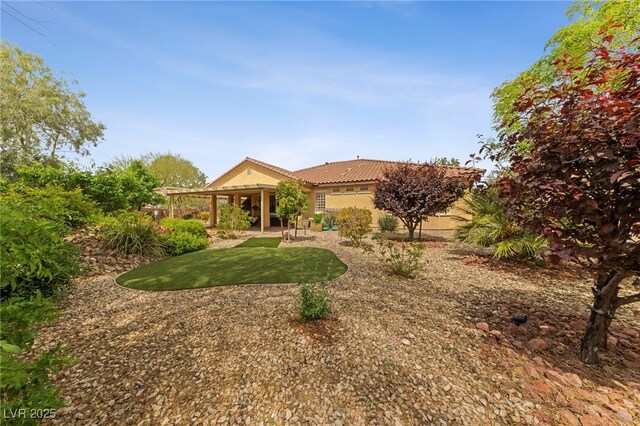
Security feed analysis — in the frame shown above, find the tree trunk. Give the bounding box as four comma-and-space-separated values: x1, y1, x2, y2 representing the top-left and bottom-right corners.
407, 223, 416, 241
280, 218, 284, 240
294, 217, 298, 241
578, 271, 626, 364
418, 221, 422, 241
287, 221, 291, 243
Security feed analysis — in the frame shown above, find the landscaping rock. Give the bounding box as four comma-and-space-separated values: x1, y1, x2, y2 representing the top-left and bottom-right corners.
527, 338, 549, 352
475, 322, 490, 332
35, 231, 639, 425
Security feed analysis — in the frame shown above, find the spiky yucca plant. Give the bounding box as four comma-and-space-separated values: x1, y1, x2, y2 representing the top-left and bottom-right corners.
453, 189, 546, 261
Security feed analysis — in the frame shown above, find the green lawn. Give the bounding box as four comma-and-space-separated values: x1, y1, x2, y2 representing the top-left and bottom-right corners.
235, 237, 281, 248
116, 247, 347, 291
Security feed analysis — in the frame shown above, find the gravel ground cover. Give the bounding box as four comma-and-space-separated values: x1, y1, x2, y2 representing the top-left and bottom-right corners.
39, 231, 640, 425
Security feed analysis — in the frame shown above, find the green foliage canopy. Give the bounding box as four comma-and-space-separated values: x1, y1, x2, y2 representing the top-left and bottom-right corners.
0, 41, 105, 179
491, 0, 640, 142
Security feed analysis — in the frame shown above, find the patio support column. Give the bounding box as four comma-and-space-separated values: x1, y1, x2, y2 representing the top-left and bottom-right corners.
263, 191, 270, 231
233, 193, 240, 207
169, 195, 174, 218
209, 194, 216, 228
260, 189, 265, 234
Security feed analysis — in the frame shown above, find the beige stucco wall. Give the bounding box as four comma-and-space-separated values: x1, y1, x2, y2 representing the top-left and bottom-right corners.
307, 184, 469, 231
209, 163, 285, 188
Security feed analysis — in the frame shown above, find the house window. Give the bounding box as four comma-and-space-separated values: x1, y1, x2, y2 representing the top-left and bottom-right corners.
360, 185, 369, 192
332, 187, 341, 193
345, 186, 355, 193
315, 193, 326, 213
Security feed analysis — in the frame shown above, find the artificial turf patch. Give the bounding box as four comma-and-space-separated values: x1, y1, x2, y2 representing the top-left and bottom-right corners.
116, 247, 347, 291
235, 237, 282, 248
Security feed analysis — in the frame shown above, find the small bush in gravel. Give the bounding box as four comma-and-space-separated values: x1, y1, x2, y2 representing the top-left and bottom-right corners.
98, 212, 167, 256
217, 204, 254, 239
160, 217, 207, 237
298, 281, 329, 322
197, 211, 210, 222
376, 238, 426, 278
378, 215, 398, 233
336, 207, 372, 247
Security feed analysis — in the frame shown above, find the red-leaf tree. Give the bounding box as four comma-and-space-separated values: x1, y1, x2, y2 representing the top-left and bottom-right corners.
373, 162, 475, 241
497, 33, 640, 364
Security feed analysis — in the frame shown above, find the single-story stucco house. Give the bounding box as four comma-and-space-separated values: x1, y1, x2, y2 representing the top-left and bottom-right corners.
158, 157, 483, 233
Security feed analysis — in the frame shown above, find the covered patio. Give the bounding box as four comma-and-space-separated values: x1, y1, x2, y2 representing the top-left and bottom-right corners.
155, 184, 277, 233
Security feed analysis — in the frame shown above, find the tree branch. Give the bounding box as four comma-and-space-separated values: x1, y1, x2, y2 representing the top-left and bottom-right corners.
613, 293, 640, 309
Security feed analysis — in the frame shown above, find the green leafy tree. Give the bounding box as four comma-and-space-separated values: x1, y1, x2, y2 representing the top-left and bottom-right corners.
430, 157, 461, 166
17, 162, 162, 212
491, 0, 639, 145
120, 160, 164, 210
146, 153, 207, 188
0, 41, 105, 179
276, 180, 309, 242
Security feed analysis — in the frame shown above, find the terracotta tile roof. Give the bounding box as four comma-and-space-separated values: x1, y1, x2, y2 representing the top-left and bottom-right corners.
206, 157, 483, 188
293, 159, 483, 185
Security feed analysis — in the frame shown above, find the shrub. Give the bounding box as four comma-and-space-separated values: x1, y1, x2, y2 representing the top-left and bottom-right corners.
17, 162, 163, 212
336, 207, 372, 247
1, 296, 71, 416
323, 214, 337, 228
162, 232, 209, 256
98, 212, 166, 256
312, 213, 324, 224
378, 215, 398, 233
181, 213, 193, 220
159, 217, 207, 237
1, 184, 96, 233
298, 281, 329, 322
376, 237, 426, 278
216, 204, 255, 239
197, 211, 210, 221
453, 189, 546, 261
0, 204, 80, 299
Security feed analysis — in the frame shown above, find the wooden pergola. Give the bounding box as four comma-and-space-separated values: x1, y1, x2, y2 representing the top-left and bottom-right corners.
155, 184, 277, 233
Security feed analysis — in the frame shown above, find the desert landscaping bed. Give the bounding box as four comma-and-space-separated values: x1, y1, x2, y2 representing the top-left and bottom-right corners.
39, 231, 640, 425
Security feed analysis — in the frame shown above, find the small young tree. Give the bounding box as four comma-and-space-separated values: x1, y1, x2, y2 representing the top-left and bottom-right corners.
336, 207, 372, 247
275, 180, 309, 242
373, 162, 473, 240
497, 33, 640, 364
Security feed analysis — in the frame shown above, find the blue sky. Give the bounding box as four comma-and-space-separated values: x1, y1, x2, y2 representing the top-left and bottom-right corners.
2, 1, 571, 179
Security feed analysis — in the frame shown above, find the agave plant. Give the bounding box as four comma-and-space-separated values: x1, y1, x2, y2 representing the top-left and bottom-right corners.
453, 188, 546, 261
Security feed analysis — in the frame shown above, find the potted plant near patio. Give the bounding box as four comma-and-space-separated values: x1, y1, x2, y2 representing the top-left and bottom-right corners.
323, 214, 336, 231
311, 214, 324, 232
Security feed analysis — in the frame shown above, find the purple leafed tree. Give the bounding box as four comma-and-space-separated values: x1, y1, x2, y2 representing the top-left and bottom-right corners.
497, 32, 640, 364
373, 162, 475, 241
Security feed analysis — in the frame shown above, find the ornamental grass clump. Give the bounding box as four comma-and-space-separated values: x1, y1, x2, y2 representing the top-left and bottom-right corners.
298, 281, 330, 322
378, 214, 398, 233
98, 212, 167, 257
